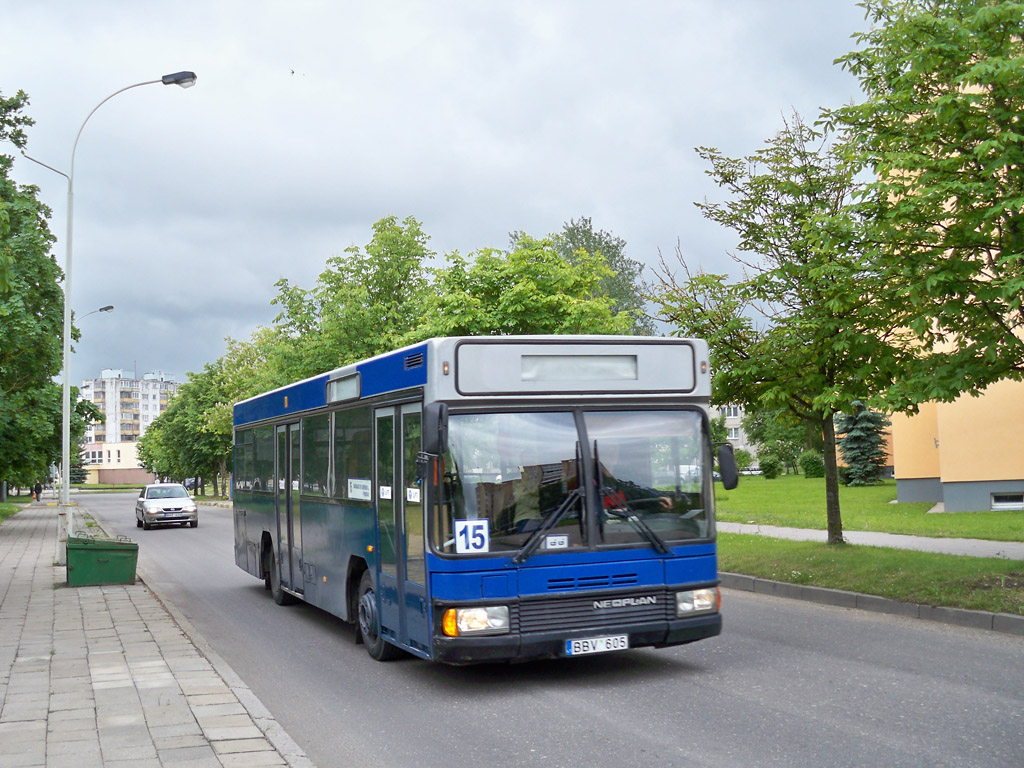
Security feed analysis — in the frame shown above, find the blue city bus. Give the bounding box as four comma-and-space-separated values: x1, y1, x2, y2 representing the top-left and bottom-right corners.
232, 336, 738, 664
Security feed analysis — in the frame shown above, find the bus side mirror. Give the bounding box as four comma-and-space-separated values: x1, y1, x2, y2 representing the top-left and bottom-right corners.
716, 443, 739, 490
423, 402, 449, 455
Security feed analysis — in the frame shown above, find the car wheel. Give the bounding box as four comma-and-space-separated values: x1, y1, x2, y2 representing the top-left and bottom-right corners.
136, 517, 142, 528
142, 519, 151, 530
270, 551, 296, 606
357, 571, 402, 661
190, 520, 198, 528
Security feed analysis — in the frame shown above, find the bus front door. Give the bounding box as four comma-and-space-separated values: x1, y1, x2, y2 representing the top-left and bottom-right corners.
374, 405, 429, 654
275, 422, 303, 594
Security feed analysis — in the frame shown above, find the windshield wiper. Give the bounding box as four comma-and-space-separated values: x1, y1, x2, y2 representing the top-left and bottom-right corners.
601, 497, 671, 555
512, 487, 583, 565
594, 441, 670, 555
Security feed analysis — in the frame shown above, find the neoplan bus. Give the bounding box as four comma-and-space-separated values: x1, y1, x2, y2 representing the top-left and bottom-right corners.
232, 336, 738, 664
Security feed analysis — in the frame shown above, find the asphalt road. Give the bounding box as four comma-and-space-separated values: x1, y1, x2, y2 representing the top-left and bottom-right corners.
84, 493, 1024, 768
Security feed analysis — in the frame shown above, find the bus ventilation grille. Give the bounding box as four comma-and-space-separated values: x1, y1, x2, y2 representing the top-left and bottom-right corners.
546, 572, 638, 591
404, 352, 424, 370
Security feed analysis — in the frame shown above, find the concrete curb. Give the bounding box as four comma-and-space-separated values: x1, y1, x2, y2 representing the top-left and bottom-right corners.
85, 507, 315, 768
720, 572, 1024, 637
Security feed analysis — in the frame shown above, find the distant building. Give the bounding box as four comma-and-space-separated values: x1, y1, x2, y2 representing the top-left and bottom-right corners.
80, 369, 178, 444
78, 369, 179, 484
891, 379, 1024, 512
711, 404, 757, 462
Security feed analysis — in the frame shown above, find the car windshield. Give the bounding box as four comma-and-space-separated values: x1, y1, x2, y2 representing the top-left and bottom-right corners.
147, 486, 188, 499
432, 408, 712, 556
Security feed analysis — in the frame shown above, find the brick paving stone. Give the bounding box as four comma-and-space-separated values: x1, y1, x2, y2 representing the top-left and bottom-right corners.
0, 507, 303, 768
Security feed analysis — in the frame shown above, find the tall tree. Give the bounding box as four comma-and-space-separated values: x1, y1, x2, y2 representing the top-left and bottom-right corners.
0, 90, 67, 486
552, 217, 654, 335
652, 114, 912, 543
828, 0, 1024, 407
271, 214, 433, 381
412, 234, 633, 338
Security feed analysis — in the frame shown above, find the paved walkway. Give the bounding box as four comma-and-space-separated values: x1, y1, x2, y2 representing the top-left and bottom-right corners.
718, 522, 1024, 560
0, 503, 309, 768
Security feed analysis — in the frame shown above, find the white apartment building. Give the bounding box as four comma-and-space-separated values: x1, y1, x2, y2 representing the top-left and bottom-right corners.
81, 369, 178, 444
710, 404, 757, 461
79, 370, 178, 484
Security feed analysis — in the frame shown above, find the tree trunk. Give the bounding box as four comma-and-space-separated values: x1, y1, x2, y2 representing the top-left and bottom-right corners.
821, 414, 844, 544
219, 457, 229, 498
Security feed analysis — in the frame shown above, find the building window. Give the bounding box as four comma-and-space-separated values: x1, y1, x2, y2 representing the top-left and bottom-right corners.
728, 427, 741, 440
725, 406, 741, 418
991, 493, 1024, 511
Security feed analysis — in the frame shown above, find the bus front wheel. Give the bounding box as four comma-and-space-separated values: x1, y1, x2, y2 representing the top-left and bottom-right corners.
357, 572, 402, 661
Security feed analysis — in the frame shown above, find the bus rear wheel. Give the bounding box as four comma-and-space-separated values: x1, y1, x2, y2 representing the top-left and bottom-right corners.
357, 572, 402, 661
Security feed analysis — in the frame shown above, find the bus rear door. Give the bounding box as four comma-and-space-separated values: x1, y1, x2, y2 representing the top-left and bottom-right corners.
275, 422, 303, 594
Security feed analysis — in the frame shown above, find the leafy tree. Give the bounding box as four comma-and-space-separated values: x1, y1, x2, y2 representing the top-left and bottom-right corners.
733, 448, 753, 472
0, 90, 66, 487
709, 413, 727, 445
271, 215, 433, 381
836, 402, 891, 486
411, 234, 633, 339
652, 114, 912, 543
742, 408, 810, 474
551, 217, 654, 335
828, 0, 1024, 406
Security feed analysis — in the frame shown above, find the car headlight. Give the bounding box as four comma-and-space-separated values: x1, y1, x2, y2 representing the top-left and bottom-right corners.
184, 504, 197, 513
442, 606, 510, 636
675, 588, 719, 617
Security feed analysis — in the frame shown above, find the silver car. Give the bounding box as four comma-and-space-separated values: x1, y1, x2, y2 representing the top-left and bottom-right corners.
135, 483, 199, 529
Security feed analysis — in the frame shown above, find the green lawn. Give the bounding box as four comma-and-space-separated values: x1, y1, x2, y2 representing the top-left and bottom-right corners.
716, 475, 1024, 542
719, 532, 1024, 615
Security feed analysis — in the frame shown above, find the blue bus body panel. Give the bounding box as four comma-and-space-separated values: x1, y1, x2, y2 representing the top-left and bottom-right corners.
357, 343, 428, 398
427, 544, 718, 601
234, 374, 330, 427
233, 343, 429, 428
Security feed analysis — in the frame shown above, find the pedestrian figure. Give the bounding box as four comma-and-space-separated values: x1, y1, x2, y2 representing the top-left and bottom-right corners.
34, 481, 42, 502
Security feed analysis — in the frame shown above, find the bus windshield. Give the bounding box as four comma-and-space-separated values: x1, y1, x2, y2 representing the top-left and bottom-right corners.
432, 409, 711, 556
584, 410, 710, 546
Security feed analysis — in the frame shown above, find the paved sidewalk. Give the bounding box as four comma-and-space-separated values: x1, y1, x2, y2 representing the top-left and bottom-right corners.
0, 503, 309, 767
718, 521, 1024, 560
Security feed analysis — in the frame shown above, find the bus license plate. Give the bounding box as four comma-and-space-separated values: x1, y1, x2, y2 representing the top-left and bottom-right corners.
565, 634, 629, 656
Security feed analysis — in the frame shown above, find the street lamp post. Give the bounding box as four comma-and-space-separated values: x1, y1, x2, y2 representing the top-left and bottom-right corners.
22, 71, 196, 563
78, 304, 115, 320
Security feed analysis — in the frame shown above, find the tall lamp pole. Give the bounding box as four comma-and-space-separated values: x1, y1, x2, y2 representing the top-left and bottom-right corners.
22, 71, 196, 563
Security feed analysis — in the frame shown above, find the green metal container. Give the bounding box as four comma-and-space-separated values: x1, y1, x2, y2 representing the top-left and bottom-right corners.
66, 534, 139, 587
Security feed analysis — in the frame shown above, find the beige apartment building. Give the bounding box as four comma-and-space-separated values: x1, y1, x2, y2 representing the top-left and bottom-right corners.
892, 378, 1024, 512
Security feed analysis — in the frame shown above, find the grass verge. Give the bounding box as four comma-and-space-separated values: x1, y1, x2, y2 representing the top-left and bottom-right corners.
0, 503, 23, 526
716, 475, 1024, 542
720, 533, 1024, 615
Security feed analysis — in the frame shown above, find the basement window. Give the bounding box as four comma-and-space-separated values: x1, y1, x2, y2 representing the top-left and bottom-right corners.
991, 493, 1024, 512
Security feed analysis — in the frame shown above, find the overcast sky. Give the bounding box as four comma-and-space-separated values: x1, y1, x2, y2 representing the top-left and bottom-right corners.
2, 1, 869, 386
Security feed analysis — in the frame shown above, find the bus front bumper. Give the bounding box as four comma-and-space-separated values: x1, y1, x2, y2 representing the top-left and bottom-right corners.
432, 613, 722, 665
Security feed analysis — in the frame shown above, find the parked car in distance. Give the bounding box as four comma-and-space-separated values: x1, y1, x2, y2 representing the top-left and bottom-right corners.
136, 483, 198, 530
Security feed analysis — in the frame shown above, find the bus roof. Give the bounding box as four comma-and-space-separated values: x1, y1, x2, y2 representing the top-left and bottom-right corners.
233, 336, 708, 428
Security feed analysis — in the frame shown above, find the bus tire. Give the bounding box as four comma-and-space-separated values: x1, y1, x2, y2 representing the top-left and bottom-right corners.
270, 553, 296, 606
357, 571, 402, 661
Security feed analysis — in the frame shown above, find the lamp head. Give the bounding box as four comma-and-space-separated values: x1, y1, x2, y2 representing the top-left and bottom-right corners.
162, 71, 198, 88
99, 305, 114, 313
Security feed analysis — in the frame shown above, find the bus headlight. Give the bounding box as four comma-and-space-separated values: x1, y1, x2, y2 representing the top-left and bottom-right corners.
442, 606, 510, 636
675, 588, 719, 617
